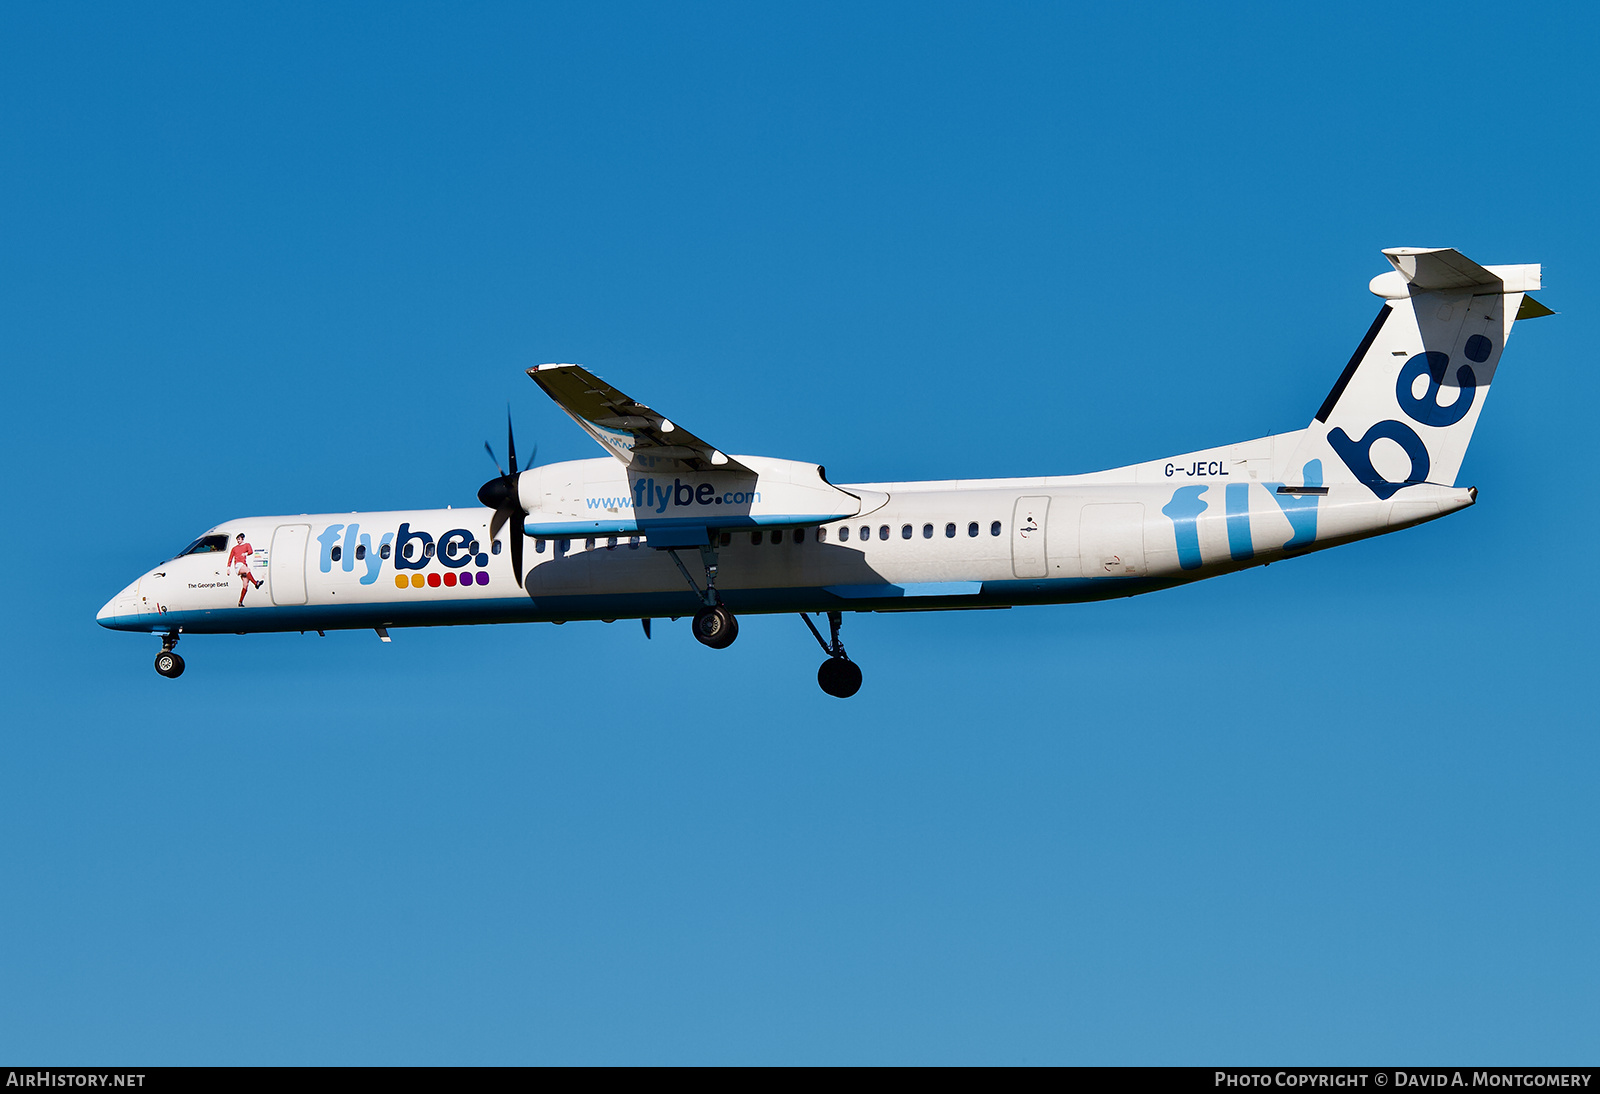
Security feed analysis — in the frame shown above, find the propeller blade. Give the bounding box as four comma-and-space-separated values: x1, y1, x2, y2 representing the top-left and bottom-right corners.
641, 618, 652, 640
509, 520, 524, 588
506, 409, 518, 476
484, 441, 506, 478
489, 505, 510, 543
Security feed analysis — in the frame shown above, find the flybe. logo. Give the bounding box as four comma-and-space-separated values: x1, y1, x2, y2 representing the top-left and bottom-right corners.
1331, 342, 1486, 500
586, 478, 761, 514
314, 523, 493, 588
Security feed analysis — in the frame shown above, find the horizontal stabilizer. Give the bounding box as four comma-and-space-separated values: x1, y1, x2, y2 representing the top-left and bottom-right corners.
1517, 295, 1555, 320
1372, 247, 1542, 296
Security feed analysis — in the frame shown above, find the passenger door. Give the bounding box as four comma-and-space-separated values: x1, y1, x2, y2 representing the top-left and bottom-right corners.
1011, 496, 1050, 578
269, 524, 311, 605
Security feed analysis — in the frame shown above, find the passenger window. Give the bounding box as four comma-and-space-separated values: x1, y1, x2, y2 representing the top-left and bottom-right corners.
860, 526, 871, 541
606, 536, 617, 549
631, 537, 642, 549
330, 545, 343, 562
719, 533, 731, 546
945, 522, 956, 538
380, 543, 392, 559
535, 539, 546, 554
751, 531, 763, 546
839, 526, 849, 542
492, 540, 503, 555
585, 538, 595, 550
468, 540, 479, 554
878, 525, 890, 541
901, 524, 912, 540
356, 544, 367, 560
968, 522, 979, 537
817, 527, 827, 542
991, 520, 1002, 536
922, 523, 933, 539
403, 543, 416, 560
772, 529, 783, 544
558, 539, 570, 551
424, 542, 436, 558
795, 528, 806, 543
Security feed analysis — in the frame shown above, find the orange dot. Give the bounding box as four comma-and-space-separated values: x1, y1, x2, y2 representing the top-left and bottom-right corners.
427, 572, 441, 587
443, 572, 457, 587
411, 574, 425, 588
394, 575, 407, 589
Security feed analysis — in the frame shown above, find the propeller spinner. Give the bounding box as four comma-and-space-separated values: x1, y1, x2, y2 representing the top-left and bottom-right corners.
478, 411, 534, 587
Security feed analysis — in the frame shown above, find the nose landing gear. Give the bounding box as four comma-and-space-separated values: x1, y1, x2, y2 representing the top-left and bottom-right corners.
801, 611, 862, 698
153, 632, 185, 679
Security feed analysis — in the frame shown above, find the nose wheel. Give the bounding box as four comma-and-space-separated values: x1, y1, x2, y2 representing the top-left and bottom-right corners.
154, 633, 185, 678
800, 611, 863, 698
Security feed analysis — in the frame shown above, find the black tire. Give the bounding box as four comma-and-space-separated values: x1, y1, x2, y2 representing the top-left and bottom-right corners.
692, 605, 739, 649
817, 657, 862, 698
154, 651, 185, 679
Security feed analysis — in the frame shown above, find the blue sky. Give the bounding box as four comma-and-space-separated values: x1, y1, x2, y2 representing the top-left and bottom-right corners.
2, 2, 1596, 1064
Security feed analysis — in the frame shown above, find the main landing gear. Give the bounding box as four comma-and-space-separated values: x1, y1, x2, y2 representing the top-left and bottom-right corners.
153, 632, 185, 679
692, 604, 739, 649
667, 543, 740, 650
801, 611, 863, 698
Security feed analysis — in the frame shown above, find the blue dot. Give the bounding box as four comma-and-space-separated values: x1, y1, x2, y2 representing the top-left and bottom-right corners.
1464, 334, 1493, 363
475, 553, 489, 566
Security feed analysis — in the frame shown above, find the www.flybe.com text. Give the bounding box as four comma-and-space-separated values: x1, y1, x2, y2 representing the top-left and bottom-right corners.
588, 479, 761, 514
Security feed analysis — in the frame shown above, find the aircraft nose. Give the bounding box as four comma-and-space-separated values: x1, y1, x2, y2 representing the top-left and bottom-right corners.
97, 578, 144, 629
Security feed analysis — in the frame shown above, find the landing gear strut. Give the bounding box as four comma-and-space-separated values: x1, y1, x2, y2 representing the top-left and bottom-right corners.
668, 543, 739, 650
153, 632, 185, 679
801, 611, 862, 698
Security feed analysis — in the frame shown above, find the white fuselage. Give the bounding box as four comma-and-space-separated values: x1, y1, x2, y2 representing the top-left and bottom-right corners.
96, 433, 1475, 636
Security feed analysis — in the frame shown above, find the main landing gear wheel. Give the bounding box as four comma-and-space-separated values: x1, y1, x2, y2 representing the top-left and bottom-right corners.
692, 604, 739, 649
800, 610, 864, 698
154, 650, 185, 678
817, 656, 862, 698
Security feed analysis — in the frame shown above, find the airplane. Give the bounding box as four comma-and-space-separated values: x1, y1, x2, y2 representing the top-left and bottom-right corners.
98, 247, 1551, 697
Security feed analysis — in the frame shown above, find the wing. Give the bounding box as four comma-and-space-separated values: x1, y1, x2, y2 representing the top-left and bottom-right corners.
527, 363, 751, 474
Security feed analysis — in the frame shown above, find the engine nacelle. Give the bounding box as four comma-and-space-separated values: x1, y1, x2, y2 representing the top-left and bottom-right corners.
518, 456, 885, 540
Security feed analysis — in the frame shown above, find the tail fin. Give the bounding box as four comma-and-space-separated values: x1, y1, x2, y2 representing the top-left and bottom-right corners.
1283, 247, 1550, 497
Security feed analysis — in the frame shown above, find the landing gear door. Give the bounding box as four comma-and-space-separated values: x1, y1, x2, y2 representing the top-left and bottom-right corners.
1011, 496, 1050, 578
269, 524, 311, 605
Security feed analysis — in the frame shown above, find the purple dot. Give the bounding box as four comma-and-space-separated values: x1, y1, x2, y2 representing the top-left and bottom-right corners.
476, 571, 490, 585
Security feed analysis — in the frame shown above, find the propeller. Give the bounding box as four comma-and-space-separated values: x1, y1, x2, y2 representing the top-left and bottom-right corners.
478, 409, 535, 587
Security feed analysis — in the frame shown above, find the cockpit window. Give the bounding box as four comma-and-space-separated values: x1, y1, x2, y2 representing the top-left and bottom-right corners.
178, 534, 230, 556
